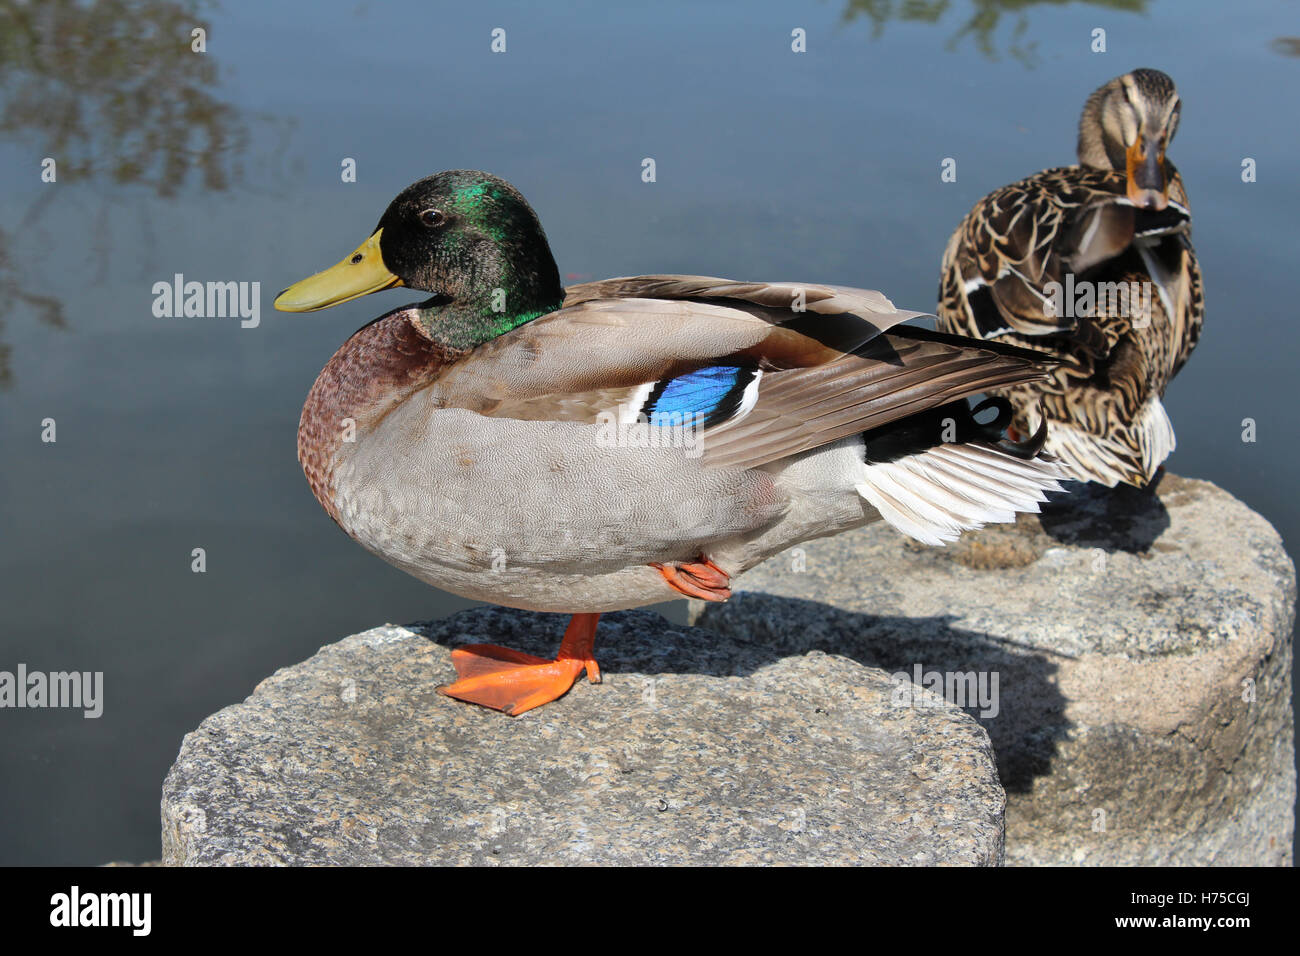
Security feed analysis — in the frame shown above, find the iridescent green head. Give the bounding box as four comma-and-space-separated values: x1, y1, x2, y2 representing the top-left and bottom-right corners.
275, 170, 565, 349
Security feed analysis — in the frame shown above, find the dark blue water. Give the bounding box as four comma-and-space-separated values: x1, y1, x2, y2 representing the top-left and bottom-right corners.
1, 0, 1296, 864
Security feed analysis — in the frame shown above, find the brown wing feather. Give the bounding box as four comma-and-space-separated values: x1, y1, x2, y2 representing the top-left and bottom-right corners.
434, 275, 929, 416
565, 274, 917, 321
700, 329, 1053, 469
938, 166, 1142, 340
429, 274, 1054, 471
426, 291, 1055, 470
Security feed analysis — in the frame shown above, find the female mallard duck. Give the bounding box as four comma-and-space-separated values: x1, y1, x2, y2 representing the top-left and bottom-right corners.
276, 170, 1062, 715
937, 68, 1203, 487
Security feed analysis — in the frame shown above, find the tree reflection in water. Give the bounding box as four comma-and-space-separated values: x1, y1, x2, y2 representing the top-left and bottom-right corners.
0, 0, 250, 386
837, 0, 1148, 65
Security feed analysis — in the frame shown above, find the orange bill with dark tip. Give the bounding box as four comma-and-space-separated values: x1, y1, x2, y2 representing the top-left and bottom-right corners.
1125, 139, 1169, 210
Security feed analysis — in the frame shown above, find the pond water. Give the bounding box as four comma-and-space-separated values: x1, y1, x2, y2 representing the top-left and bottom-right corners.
1, 0, 1296, 863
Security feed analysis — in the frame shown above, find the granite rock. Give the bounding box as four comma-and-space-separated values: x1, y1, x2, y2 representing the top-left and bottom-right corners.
162, 607, 1007, 865
692, 475, 1296, 866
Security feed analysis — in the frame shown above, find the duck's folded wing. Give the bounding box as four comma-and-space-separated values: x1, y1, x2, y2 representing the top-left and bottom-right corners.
698, 327, 1052, 469
434, 277, 925, 413
565, 274, 920, 323
940, 167, 1138, 341
430, 281, 1056, 470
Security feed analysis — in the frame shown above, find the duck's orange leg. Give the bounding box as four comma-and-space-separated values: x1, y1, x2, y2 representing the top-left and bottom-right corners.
651, 555, 732, 602
437, 612, 602, 716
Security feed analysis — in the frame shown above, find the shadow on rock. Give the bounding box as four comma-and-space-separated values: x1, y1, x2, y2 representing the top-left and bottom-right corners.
1037, 475, 1170, 554
414, 597, 1070, 795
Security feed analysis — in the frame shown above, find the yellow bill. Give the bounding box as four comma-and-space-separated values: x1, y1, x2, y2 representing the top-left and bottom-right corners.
274, 229, 403, 312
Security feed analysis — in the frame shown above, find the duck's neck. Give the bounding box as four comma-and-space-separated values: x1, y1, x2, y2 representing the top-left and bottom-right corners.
409, 256, 565, 351
1077, 97, 1125, 172
298, 309, 464, 521
414, 295, 565, 351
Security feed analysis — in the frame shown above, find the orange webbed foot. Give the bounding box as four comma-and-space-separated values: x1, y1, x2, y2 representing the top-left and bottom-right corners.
651, 555, 732, 602
437, 613, 601, 716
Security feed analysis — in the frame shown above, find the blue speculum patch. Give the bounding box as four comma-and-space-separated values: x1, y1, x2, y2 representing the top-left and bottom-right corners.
643, 366, 755, 429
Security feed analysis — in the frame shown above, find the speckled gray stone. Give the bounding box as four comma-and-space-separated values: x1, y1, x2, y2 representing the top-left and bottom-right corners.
161, 607, 1006, 865
691, 474, 1296, 866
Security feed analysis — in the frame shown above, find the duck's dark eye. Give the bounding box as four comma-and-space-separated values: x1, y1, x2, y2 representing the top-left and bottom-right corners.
419, 209, 446, 228
350, 253, 364, 264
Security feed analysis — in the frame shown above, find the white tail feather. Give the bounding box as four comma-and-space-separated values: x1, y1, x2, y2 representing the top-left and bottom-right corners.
1047, 397, 1175, 487
856, 443, 1065, 546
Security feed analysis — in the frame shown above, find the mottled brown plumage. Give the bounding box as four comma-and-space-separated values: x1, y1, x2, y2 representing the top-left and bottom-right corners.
937, 69, 1203, 487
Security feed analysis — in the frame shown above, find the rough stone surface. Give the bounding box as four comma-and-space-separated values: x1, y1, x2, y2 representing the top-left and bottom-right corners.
161, 608, 1006, 865
692, 475, 1296, 866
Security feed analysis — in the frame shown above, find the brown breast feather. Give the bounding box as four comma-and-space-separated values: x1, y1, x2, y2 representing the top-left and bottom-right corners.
298, 308, 463, 522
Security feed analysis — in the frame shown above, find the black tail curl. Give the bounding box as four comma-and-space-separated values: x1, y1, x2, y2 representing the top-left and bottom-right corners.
862, 396, 1049, 464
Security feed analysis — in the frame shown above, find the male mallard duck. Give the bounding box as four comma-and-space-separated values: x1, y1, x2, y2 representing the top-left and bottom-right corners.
937, 68, 1203, 487
277, 170, 1062, 715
